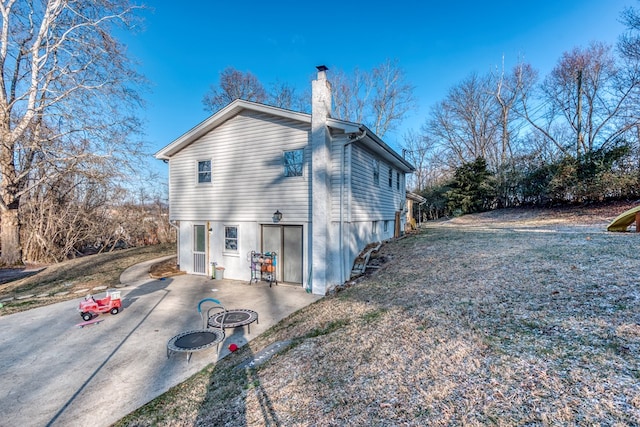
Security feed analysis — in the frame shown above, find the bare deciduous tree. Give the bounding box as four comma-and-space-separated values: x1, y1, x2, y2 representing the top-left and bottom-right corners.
619, 4, 640, 61
371, 59, 417, 137
492, 60, 537, 164
0, 0, 146, 265
417, 61, 534, 203
268, 80, 307, 111
202, 67, 267, 112
428, 73, 500, 167
526, 42, 640, 158
331, 59, 416, 137
331, 66, 372, 127
401, 129, 446, 192
22, 172, 173, 263
202, 61, 415, 138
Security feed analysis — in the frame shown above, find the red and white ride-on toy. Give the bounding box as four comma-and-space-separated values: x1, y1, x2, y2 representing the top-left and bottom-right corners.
78, 291, 122, 321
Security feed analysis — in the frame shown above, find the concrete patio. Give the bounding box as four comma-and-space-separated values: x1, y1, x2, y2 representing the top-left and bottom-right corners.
0, 258, 322, 427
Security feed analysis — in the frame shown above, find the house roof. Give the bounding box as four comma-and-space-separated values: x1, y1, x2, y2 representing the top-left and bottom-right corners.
155, 99, 415, 172
406, 191, 427, 203
154, 100, 309, 160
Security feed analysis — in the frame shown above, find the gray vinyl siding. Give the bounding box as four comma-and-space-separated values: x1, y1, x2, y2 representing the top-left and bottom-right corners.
350, 144, 405, 221
169, 111, 310, 222
330, 137, 346, 220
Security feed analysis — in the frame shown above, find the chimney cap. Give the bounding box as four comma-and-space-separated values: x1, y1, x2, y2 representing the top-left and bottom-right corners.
316, 65, 328, 72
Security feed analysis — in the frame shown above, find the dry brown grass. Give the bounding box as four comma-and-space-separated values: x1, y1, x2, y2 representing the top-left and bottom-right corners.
116, 205, 640, 426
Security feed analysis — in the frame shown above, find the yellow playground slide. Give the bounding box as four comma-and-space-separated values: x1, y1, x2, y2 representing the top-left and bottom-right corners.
607, 205, 640, 232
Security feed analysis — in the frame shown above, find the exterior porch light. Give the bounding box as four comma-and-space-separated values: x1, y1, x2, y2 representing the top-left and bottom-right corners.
273, 210, 283, 222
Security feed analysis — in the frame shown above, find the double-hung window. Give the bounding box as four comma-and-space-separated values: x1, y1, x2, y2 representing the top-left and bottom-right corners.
197, 160, 212, 184
224, 226, 238, 252
284, 149, 304, 177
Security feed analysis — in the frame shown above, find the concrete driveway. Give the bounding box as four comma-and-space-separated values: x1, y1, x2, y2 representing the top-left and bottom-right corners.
0, 258, 321, 427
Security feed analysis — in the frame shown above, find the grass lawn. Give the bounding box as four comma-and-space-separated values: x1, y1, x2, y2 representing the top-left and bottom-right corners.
115, 206, 640, 426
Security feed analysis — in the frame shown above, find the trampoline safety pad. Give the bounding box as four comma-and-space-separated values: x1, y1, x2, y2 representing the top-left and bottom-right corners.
207, 309, 259, 334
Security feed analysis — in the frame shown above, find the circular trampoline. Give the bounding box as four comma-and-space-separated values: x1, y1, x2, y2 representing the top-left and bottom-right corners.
208, 309, 259, 334
167, 329, 224, 362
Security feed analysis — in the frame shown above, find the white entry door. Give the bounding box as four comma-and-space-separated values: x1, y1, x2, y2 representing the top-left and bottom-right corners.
193, 224, 206, 275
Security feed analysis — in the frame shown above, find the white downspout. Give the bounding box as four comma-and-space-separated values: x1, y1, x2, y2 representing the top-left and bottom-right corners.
340, 129, 366, 283
169, 220, 180, 267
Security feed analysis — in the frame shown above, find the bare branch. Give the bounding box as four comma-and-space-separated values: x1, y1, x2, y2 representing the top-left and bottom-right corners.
0, 0, 147, 264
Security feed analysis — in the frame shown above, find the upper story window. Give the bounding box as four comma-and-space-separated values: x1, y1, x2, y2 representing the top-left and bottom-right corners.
284, 149, 304, 177
197, 160, 212, 183
373, 159, 380, 186
396, 172, 400, 190
388, 168, 393, 187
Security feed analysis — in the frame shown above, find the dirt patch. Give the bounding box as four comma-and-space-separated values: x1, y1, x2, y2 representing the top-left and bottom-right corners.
149, 257, 184, 279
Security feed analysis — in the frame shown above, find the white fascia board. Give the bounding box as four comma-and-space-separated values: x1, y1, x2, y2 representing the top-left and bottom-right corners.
325, 118, 415, 172
371, 137, 415, 172
155, 99, 311, 160
356, 125, 415, 173
326, 117, 362, 133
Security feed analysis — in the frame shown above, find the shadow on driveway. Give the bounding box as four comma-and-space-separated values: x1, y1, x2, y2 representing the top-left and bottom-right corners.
46, 278, 174, 426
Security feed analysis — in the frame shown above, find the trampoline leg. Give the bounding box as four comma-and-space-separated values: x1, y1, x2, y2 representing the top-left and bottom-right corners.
187, 352, 192, 363
249, 315, 258, 334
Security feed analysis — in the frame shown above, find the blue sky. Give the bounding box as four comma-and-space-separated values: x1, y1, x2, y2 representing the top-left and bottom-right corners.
126, 0, 632, 178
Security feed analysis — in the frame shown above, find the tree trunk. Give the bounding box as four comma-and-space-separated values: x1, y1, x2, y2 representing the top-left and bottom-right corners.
1, 207, 22, 266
